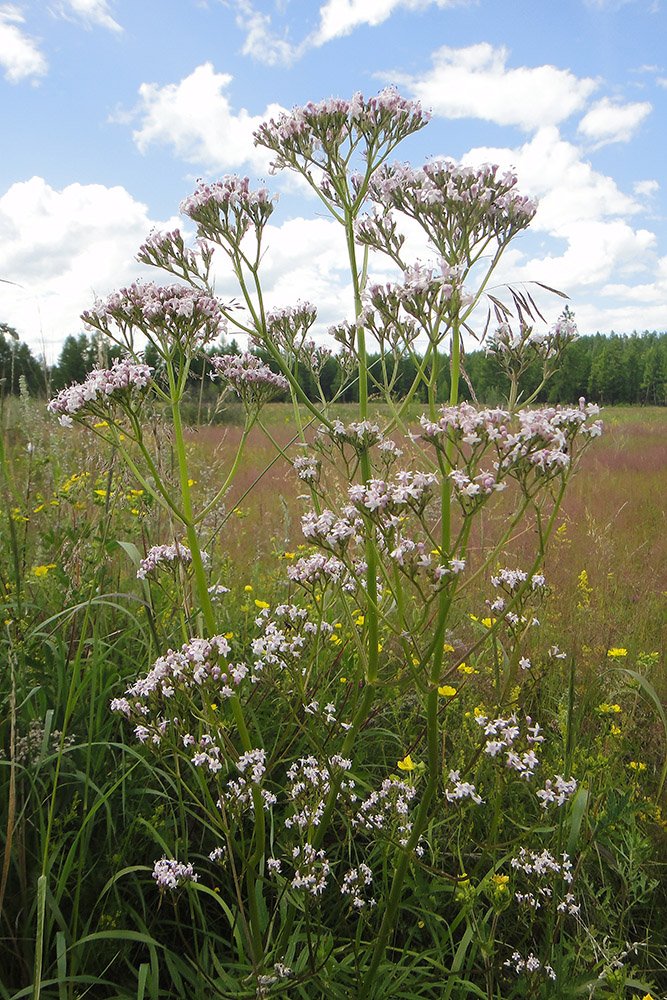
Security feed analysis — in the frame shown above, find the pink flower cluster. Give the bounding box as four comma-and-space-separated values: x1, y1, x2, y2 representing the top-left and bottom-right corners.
418, 399, 602, 494
47, 358, 153, 426
209, 352, 288, 409
83, 281, 226, 352
369, 159, 537, 256
286, 553, 353, 593
180, 176, 275, 245
366, 260, 469, 318
137, 228, 212, 278
254, 87, 430, 174
137, 542, 210, 579
349, 470, 439, 516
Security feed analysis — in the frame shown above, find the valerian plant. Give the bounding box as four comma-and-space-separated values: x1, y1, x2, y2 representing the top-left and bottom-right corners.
46, 89, 628, 999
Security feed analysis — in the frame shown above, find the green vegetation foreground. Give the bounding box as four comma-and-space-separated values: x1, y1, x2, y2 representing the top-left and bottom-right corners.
1, 90, 666, 1000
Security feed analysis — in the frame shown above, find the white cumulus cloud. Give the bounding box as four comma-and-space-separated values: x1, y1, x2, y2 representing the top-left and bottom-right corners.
313, 0, 465, 45
122, 63, 285, 174
458, 128, 656, 307
0, 5, 47, 82
233, 0, 300, 65
398, 43, 599, 130
0, 177, 177, 360
634, 179, 659, 197
577, 96, 651, 147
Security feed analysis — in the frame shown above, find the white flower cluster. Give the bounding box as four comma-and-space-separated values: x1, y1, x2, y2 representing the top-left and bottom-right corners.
504, 951, 556, 981
152, 856, 198, 891
476, 713, 543, 780
353, 778, 421, 852
341, 864, 375, 909
290, 844, 330, 896
111, 636, 244, 746
511, 847, 578, 918
285, 755, 355, 832
293, 455, 320, 482
48, 358, 153, 426
137, 542, 210, 579
536, 775, 578, 809
445, 769, 483, 805
223, 748, 276, 813
286, 553, 354, 593
251, 603, 330, 678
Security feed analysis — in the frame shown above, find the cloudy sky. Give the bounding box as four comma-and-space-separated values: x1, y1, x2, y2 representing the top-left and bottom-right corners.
1, 0, 665, 361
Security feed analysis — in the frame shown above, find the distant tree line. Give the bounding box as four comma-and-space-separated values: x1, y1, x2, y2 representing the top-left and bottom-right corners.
2, 322, 666, 408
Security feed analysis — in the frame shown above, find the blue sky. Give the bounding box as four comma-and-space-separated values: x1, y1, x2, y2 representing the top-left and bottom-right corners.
1, 0, 665, 361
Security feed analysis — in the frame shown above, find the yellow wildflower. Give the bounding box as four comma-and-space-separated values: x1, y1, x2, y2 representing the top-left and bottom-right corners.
254, 599, 270, 609
457, 662, 478, 675
491, 874, 509, 886
397, 754, 415, 771
438, 685, 457, 697
244, 585, 253, 592
32, 564, 57, 577
607, 648, 627, 657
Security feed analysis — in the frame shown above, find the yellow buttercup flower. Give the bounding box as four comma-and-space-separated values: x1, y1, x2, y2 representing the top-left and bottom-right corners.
491, 874, 509, 886
32, 564, 56, 577
607, 648, 627, 657
457, 662, 478, 675
254, 599, 270, 609
438, 685, 457, 697
397, 754, 415, 771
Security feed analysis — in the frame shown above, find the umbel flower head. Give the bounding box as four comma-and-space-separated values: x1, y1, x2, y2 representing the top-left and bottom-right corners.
254, 87, 430, 202
82, 281, 227, 356
368, 159, 538, 263
209, 352, 288, 412
180, 175, 275, 246
47, 357, 153, 427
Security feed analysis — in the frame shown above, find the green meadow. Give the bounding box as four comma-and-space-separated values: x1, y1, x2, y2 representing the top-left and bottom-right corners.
0, 399, 665, 999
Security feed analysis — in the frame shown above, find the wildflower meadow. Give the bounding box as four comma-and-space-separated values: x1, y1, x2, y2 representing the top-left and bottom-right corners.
1, 90, 666, 1000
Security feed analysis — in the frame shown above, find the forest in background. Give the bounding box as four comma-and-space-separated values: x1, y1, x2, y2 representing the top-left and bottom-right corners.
2, 320, 666, 409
